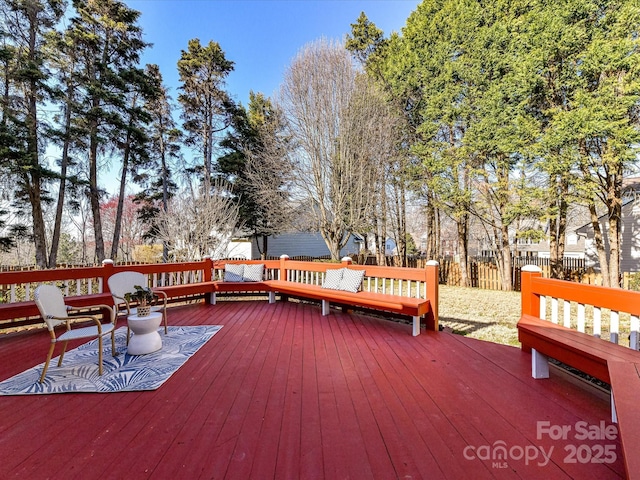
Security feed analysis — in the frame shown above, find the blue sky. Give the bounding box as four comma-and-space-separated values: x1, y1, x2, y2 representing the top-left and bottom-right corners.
127, 0, 421, 107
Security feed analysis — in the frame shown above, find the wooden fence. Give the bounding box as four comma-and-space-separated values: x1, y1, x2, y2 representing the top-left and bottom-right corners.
437, 256, 640, 291
352, 255, 640, 291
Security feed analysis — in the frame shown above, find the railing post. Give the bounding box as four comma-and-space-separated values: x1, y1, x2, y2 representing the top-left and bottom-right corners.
203, 256, 214, 305
521, 265, 542, 317
203, 256, 213, 282
279, 254, 289, 281
102, 259, 114, 294
425, 260, 439, 331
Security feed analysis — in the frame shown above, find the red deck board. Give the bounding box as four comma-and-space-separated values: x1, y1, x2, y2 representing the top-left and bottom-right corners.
248, 301, 298, 478
275, 302, 305, 479
218, 302, 284, 479
318, 315, 378, 479
417, 333, 614, 478
608, 361, 640, 479
0, 299, 626, 479
349, 321, 450, 478
354, 319, 496, 479
328, 317, 409, 479
299, 305, 325, 479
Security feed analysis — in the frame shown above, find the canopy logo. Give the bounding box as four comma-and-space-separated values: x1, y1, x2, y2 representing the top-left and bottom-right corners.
463, 421, 618, 469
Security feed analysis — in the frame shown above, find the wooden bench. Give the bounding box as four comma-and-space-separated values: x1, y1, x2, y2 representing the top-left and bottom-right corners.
154, 282, 216, 302
205, 277, 433, 336
267, 280, 433, 336
0, 258, 439, 337
518, 314, 640, 479
211, 281, 275, 304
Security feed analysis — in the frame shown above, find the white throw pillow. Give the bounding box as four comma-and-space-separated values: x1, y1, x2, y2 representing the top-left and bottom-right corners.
338, 268, 365, 293
322, 268, 345, 290
243, 263, 264, 282
224, 264, 245, 282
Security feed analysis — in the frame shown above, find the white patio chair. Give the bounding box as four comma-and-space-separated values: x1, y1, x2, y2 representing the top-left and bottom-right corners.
34, 284, 117, 383
107, 271, 168, 343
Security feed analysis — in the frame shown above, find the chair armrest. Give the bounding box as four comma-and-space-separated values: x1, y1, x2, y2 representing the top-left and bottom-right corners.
109, 295, 133, 315
47, 313, 103, 332
111, 293, 126, 303
68, 304, 115, 323
152, 289, 168, 307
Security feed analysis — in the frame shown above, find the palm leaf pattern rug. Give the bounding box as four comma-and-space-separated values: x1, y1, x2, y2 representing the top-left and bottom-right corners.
0, 325, 222, 395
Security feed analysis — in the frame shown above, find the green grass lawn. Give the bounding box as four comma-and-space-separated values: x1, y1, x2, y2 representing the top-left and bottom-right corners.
438, 285, 522, 347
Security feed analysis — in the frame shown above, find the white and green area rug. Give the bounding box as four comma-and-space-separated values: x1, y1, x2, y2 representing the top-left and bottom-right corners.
0, 325, 222, 395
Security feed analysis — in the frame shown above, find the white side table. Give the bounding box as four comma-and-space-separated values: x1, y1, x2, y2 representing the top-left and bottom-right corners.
127, 312, 163, 355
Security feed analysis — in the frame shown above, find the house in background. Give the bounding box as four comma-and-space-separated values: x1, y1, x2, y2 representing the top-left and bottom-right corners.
516, 231, 587, 259
239, 232, 365, 259
576, 196, 640, 273
365, 235, 397, 256
574, 177, 640, 273
225, 239, 253, 259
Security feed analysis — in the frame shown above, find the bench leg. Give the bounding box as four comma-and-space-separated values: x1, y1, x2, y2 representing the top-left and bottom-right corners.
413, 316, 420, 336
210, 292, 217, 305
322, 300, 330, 316
611, 392, 617, 423
531, 348, 550, 379
268, 291, 275, 304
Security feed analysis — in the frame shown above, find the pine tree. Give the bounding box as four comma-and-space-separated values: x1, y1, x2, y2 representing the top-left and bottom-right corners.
44, 26, 84, 267
177, 38, 234, 189
66, 0, 148, 262
136, 64, 181, 262
0, 0, 64, 267
217, 91, 293, 257
110, 66, 155, 260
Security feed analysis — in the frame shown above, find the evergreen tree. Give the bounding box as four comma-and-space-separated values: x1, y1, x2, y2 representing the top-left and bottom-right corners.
136, 64, 180, 262
218, 91, 293, 257
177, 38, 234, 189
66, 0, 148, 262
347, 12, 425, 267
110, 66, 155, 260
0, 0, 65, 267
44, 26, 84, 267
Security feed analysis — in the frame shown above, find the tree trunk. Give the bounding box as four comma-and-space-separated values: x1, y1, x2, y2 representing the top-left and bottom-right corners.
425, 194, 439, 259
500, 223, 513, 291
457, 213, 469, 287
320, 227, 345, 261
395, 182, 407, 266
111, 126, 133, 260
161, 145, 169, 262
549, 175, 568, 279
89, 120, 105, 262
261, 235, 268, 260
587, 201, 610, 287
49, 97, 73, 268
25, 6, 47, 268
378, 187, 387, 266
26, 171, 48, 268
606, 166, 623, 287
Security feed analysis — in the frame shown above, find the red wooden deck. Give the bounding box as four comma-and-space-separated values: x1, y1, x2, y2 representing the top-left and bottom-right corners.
0, 300, 626, 479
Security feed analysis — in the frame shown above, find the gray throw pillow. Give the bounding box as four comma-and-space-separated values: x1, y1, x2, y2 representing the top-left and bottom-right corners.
338, 268, 365, 293
224, 264, 245, 282
322, 268, 345, 290
243, 264, 264, 282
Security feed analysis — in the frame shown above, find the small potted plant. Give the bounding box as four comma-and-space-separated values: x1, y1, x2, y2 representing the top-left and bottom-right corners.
124, 285, 157, 317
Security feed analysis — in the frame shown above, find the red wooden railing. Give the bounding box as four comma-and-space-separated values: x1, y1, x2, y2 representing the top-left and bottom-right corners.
0, 256, 439, 333
521, 265, 640, 350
